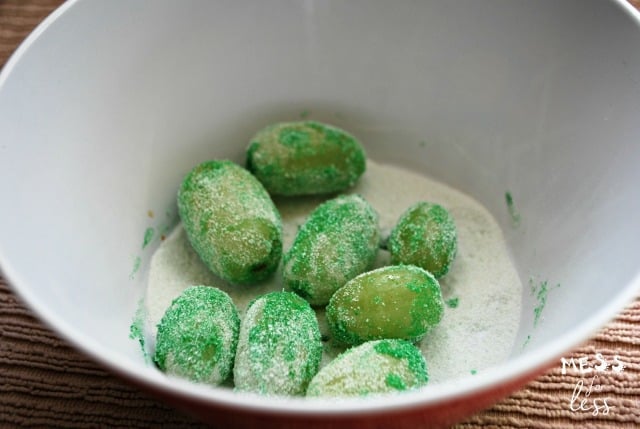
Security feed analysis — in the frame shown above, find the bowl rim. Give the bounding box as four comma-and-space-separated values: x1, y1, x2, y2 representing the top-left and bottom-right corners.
4, 256, 638, 415
1, 0, 640, 417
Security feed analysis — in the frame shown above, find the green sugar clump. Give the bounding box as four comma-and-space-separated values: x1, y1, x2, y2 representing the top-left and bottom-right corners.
326, 265, 444, 345
234, 291, 322, 396
530, 279, 559, 327
246, 121, 366, 196
446, 297, 459, 308
177, 160, 283, 284
129, 299, 151, 363
142, 227, 155, 249
153, 286, 240, 385
283, 194, 380, 306
306, 339, 428, 397
388, 201, 457, 278
505, 191, 521, 227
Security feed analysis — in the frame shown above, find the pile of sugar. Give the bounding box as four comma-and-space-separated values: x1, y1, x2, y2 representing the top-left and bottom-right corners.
144, 159, 522, 385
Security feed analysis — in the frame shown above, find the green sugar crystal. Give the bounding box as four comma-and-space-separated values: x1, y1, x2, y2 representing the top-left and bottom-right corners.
326, 265, 444, 345
153, 286, 240, 385
246, 121, 366, 196
233, 291, 322, 396
388, 201, 457, 278
177, 160, 283, 284
283, 194, 380, 306
306, 339, 428, 397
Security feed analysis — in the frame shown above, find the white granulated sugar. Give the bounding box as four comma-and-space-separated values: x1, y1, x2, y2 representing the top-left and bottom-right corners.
144, 159, 522, 384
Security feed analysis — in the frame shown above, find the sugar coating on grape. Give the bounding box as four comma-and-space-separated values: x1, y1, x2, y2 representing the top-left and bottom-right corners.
306, 339, 428, 397
153, 286, 240, 385
283, 194, 380, 306
246, 121, 366, 196
234, 291, 322, 396
388, 201, 457, 278
327, 265, 444, 345
177, 160, 282, 284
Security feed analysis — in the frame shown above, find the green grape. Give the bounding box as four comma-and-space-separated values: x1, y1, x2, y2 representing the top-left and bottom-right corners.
326, 265, 444, 345
177, 160, 282, 284
246, 121, 366, 196
234, 291, 322, 396
153, 286, 240, 385
306, 339, 428, 397
283, 194, 380, 306
388, 201, 457, 278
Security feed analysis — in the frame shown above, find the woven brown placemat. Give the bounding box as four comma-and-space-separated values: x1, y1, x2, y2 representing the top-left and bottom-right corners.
1, 1, 639, 428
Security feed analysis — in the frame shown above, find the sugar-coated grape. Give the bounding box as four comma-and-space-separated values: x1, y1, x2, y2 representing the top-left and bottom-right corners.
283, 194, 380, 306
326, 265, 444, 345
178, 160, 282, 284
153, 286, 240, 385
234, 291, 322, 395
246, 121, 366, 196
388, 201, 457, 278
306, 339, 428, 397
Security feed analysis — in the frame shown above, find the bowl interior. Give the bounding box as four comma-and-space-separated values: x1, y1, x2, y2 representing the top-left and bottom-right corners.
1, 0, 640, 413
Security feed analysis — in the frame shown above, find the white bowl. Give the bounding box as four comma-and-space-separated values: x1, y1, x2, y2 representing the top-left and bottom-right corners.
1, 0, 639, 427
